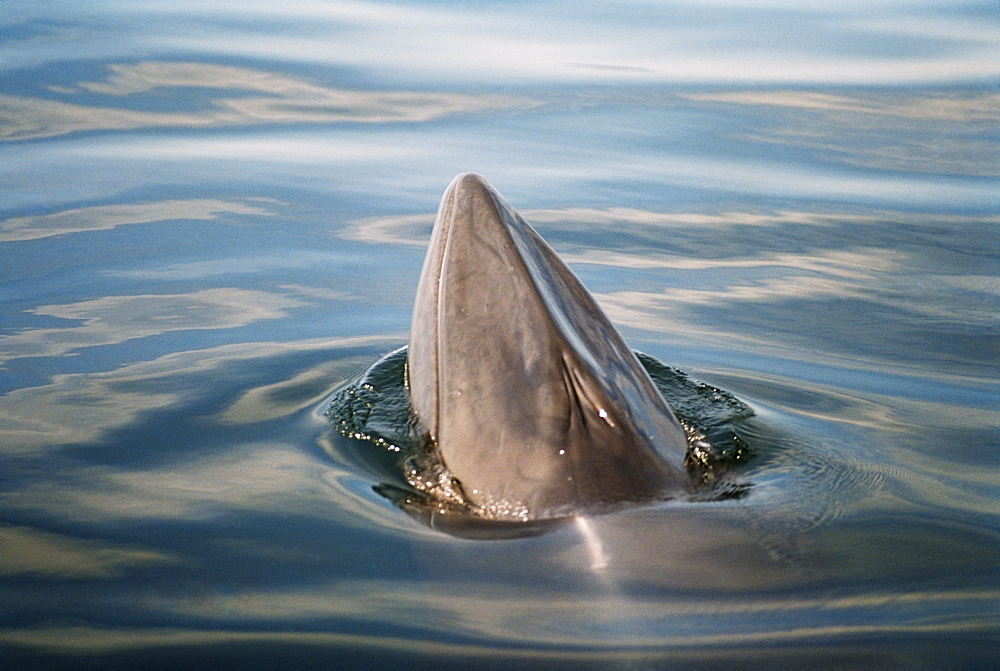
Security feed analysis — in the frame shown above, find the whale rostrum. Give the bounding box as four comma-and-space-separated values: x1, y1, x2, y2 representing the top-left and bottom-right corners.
407, 173, 691, 520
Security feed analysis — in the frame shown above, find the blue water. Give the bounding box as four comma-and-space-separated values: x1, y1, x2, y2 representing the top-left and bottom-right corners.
1, 1, 998, 668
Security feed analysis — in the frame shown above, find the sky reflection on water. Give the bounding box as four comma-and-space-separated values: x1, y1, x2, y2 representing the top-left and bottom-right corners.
1, 0, 998, 667
8, 0, 996, 84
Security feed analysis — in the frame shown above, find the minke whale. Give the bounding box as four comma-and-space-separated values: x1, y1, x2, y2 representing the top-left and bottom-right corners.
407, 173, 692, 520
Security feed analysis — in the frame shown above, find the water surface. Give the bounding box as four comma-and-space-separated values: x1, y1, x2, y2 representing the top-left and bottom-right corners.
1, 1, 998, 668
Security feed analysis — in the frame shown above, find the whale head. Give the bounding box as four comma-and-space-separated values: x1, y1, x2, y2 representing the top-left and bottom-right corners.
407, 173, 692, 520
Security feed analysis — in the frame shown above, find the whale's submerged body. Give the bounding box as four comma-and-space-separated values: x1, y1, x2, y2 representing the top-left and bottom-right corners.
406, 173, 692, 520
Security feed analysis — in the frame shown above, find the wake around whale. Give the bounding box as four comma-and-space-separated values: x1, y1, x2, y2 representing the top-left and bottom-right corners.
406, 173, 693, 520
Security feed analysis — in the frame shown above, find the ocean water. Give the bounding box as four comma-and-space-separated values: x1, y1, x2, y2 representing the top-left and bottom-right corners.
1, 1, 997, 668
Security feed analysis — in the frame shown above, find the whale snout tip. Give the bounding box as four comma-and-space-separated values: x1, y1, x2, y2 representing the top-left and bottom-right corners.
448, 172, 492, 194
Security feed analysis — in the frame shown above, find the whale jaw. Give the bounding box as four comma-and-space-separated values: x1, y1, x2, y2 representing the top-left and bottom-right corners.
407, 173, 690, 520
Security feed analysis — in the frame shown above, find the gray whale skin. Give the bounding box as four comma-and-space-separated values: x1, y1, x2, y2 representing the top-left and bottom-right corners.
407, 173, 692, 520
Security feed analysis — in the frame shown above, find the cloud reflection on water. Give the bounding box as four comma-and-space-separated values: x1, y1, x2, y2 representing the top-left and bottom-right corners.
0, 61, 534, 141
0, 288, 309, 364
680, 90, 1000, 121
129, 0, 1000, 85
218, 357, 370, 424
9, 68, 991, 209
1, 579, 992, 665
0, 197, 280, 242
5, 443, 331, 522
151, 580, 998, 649
681, 90, 1000, 177
0, 525, 178, 578
0, 335, 400, 451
